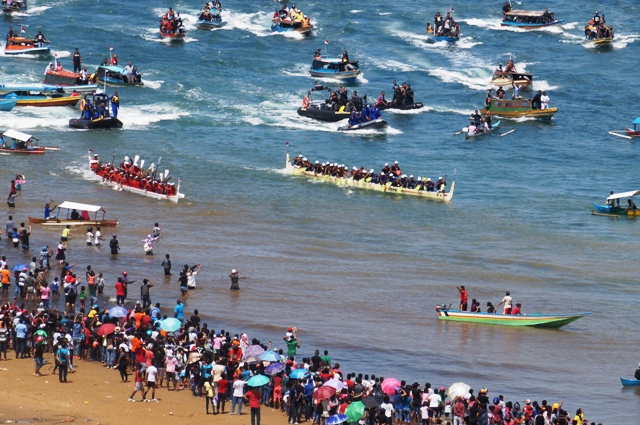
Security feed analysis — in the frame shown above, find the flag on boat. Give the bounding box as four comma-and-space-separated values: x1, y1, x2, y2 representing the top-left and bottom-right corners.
449, 7, 454, 12
21, 27, 26, 33
286, 141, 289, 148
109, 47, 114, 51
324, 39, 328, 44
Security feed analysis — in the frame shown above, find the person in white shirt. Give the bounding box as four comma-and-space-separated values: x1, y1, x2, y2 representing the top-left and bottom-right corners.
143, 365, 158, 401
187, 264, 201, 289
380, 395, 394, 425
496, 291, 513, 314
86, 228, 94, 246
540, 91, 550, 109
468, 122, 477, 136
231, 379, 247, 414
94, 226, 104, 246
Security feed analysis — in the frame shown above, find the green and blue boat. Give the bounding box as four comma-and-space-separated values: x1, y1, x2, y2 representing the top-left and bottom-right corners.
435, 306, 589, 328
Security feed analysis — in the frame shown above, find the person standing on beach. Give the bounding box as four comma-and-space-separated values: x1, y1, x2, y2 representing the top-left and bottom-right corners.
204, 376, 215, 414
496, 291, 513, 314
245, 384, 262, 425
129, 363, 145, 401
56, 340, 70, 383
456, 286, 468, 311
110, 235, 120, 254
142, 362, 158, 402
34, 337, 45, 376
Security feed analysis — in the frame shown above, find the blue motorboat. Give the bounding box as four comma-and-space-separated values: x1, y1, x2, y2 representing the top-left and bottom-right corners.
309, 53, 361, 83
0, 93, 18, 112
428, 11, 461, 43
196, 7, 223, 29
96, 65, 143, 87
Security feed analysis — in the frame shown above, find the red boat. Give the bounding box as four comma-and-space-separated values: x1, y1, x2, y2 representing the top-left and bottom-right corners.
159, 12, 187, 40
0, 129, 53, 155
626, 117, 640, 137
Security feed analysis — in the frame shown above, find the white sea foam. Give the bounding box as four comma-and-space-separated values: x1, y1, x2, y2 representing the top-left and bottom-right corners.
52, 50, 71, 58
428, 68, 492, 91
142, 79, 164, 90
368, 58, 422, 73
119, 103, 190, 129
378, 12, 391, 16
350, 10, 362, 14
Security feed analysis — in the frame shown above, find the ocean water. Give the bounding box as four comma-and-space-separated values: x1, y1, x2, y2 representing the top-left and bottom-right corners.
2, 1, 640, 422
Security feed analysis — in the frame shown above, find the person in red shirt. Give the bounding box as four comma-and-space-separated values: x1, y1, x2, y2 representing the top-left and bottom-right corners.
523, 399, 534, 424
511, 303, 522, 315
114, 278, 125, 306
216, 372, 229, 414
244, 386, 262, 425
456, 285, 468, 311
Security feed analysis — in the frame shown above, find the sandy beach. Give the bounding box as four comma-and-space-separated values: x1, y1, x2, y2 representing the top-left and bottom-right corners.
1, 354, 282, 425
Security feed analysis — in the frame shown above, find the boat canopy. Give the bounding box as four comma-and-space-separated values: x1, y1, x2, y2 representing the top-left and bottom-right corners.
632, 118, 640, 125
505, 10, 545, 17
57, 201, 105, 213
3, 129, 34, 142
98, 65, 124, 73
607, 190, 640, 200
0, 83, 64, 93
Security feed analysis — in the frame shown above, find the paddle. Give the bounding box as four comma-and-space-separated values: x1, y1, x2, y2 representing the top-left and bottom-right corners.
140, 159, 145, 169
453, 127, 468, 135
500, 129, 516, 137
133, 155, 140, 167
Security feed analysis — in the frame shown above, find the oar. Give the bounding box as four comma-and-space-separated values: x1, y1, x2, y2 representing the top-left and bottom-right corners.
608, 131, 632, 140
43, 146, 60, 151
453, 127, 468, 135
140, 159, 145, 169
133, 155, 140, 167
500, 129, 516, 137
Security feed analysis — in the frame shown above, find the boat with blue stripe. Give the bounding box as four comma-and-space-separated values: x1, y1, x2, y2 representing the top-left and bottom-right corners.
0, 93, 18, 112
309, 52, 361, 83
593, 190, 640, 217
96, 65, 143, 87
196, 5, 223, 29
502, 9, 564, 29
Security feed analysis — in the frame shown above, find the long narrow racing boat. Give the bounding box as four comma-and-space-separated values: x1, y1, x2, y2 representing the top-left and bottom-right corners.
435, 306, 589, 328
285, 153, 454, 202
89, 151, 184, 202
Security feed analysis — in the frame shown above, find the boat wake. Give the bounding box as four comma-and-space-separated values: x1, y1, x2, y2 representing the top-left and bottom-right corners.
64, 163, 104, 183
213, 10, 272, 36
52, 50, 71, 58
2, 107, 72, 130
119, 103, 190, 129
612, 33, 640, 49
281, 63, 310, 78
460, 18, 566, 35
366, 58, 423, 73
428, 67, 492, 91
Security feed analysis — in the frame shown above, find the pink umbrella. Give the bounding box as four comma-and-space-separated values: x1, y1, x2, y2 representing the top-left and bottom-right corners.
381, 377, 402, 395
323, 378, 345, 391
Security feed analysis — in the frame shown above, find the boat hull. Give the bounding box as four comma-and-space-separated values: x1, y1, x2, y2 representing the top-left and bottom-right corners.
160, 31, 187, 40
432, 35, 459, 43
625, 128, 640, 137
590, 37, 613, 47
28, 217, 118, 226
501, 19, 565, 29
0, 95, 17, 112
309, 70, 360, 83
196, 20, 223, 29
338, 118, 388, 131
271, 19, 313, 35
69, 117, 123, 129
464, 121, 501, 139
298, 102, 424, 122
0, 147, 45, 154
5, 46, 51, 56
15, 96, 80, 107
594, 202, 639, 216
621, 378, 640, 387
285, 153, 454, 202
480, 106, 557, 120
435, 307, 588, 328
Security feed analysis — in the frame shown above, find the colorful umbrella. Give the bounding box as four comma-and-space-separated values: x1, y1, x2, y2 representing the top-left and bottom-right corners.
312, 385, 336, 401
12, 264, 28, 272
108, 306, 128, 318
96, 323, 116, 336
323, 378, 345, 391
345, 401, 365, 422
244, 344, 265, 360
381, 377, 401, 395
247, 374, 270, 387
290, 368, 309, 379
259, 350, 281, 362
265, 362, 285, 375
160, 318, 182, 332
326, 414, 348, 425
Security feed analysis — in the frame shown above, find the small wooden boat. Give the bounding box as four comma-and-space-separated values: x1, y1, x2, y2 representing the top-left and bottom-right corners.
338, 118, 387, 132
0, 84, 81, 107
42, 61, 98, 93
625, 118, 640, 137
435, 306, 589, 328
0, 93, 17, 112
28, 201, 118, 226
464, 120, 501, 139
89, 151, 184, 203
309, 56, 361, 83
621, 378, 640, 387
481, 98, 557, 120
4, 36, 50, 56
0, 129, 57, 154
593, 190, 640, 216
286, 153, 454, 202
491, 71, 533, 89
501, 10, 565, 29
96, 65, 143, 87
2, 0, 27, 14
271, 17, 313, 35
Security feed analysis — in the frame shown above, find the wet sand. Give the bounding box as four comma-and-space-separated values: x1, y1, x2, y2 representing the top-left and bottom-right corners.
0, 354, 280, 425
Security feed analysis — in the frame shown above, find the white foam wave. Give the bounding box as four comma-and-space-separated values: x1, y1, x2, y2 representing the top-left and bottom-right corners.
368, 58, 422, 73
461, 18, 566, 34
65, 163, 103, 183
27, 5, 51, 14
3, 107, 75, 130
456, 37, 482, 49
142, 79, 163, 90
350, 10, 362, 14
532, 80, 558, 92
612, 33, 640, 49
282, 63, 310, 78
52, 50, 71, 58
119, 103, 189, 128
428, 68, 491, 91
216, 10, 272, 36
378, 12, 391, 16
341, 126, 402, 135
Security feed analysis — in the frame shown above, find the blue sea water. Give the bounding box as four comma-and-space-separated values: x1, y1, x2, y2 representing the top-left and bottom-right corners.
2, 0, 640, 422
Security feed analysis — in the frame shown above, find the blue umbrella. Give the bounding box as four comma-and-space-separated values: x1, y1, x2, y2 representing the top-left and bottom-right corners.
247, 374, 270, 387
290, 368, 310, 379
265, 362, 285, 375
11, 263, 28, 272
160, 318, 182, 332
259, 350, 281, 362
326, 414, 348, 425
108, 306, 128, 318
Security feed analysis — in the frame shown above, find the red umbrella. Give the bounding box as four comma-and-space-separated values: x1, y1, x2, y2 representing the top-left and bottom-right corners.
96, 323, 116, 336
313, 385, 337, 401
381, 377, 402, 395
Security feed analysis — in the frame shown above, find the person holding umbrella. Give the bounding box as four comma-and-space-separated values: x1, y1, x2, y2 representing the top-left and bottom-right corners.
245, 376, 266, 425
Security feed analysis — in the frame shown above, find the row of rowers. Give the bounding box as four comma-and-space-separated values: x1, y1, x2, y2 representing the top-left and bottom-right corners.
90, 157, 179, 195
291, 156, 448, 191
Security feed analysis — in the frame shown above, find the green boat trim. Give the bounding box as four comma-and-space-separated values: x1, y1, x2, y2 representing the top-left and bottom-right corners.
435, 306, 589, 328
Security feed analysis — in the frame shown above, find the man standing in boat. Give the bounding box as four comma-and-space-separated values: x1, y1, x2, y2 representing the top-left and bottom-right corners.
496, 291, 513, 314
456, 285, 468, 311
33, 30, 48, 48
72, 48, 82, 73
110, 92, 119, 118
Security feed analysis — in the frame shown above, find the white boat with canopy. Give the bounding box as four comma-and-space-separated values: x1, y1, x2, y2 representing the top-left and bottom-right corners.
28, 201, 119, 226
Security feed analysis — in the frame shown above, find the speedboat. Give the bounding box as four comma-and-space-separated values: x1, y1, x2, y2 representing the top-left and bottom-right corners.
42, 61, 98, 93
2, 0, 27, 14
428, 11, 461, 43
309, 55, 361, 83
96, 65, 143, 87
196, 7, 223, 29
338, 118, 388, 132
69, 93, 123, 129
159, 16, 187, 40
0, 84, 80, 107
271, 17, 312, 35
4, 36, 50, 56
